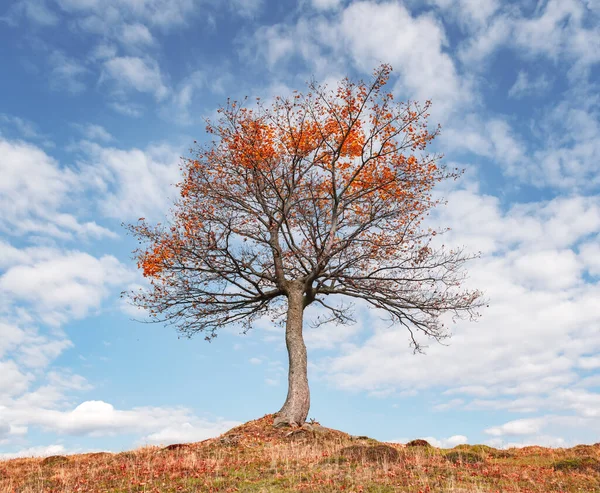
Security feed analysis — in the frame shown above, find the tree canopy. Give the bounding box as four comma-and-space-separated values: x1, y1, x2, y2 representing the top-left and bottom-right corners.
128, 65, 483, 426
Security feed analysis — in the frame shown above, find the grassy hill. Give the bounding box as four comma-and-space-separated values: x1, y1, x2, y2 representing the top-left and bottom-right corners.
1, 414, 599, 492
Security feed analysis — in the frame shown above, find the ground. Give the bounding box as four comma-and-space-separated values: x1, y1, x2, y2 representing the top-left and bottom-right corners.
1, 414, 599, 492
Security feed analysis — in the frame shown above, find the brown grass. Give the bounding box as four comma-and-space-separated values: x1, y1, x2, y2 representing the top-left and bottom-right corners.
1, 414, 599, 492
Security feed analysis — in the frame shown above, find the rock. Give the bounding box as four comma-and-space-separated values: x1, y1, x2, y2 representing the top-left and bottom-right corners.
406, 439, 432, 448
339, 444, 400, 463
41, 455, 69, 466
162, 443, 190, 451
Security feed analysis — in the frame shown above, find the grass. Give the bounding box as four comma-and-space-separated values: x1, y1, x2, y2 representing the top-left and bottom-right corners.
1, 414, 599, 492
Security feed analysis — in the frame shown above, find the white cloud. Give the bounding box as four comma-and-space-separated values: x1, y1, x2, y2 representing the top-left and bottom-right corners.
485, 418, 543, 437
440, 115, 526, 170
77, 140, 181, 221
0, 114, 41, 140
0, 444, 67, 460
338, 1, 471, 117
392, 434, 468, 448
109, 101, 144, 117
0, 137, 115, 240
143, 418, 242, 445
0, 361, 32, 397
459, 0, 600, 70
48, 50, 88, 94
102, 56, 169, 100
310, 0, 341, 11
319, 190, 600, 429
2, 0, 59, 26
119, 22, 155, 49
508, 71, 551, 98
250, 1, 472, 120
580, 239, 600, 277
228, 0, 263, 17
3, 399, 238, 441
0, 249, 132, 325
55, 0, 197, 30
74, 123, 114, 142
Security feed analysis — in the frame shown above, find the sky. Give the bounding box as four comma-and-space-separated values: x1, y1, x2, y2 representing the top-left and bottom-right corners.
0, 0, 599, 458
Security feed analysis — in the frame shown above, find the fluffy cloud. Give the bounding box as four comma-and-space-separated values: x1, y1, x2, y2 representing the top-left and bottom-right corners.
102, 56, 169, 100
77, 140, 181, 221
0, 138, 115, 240
310, 0, 341, 11
319, 189, 600, 443
1, 398, 240, 445
143, 418, 242, 445
0, 248, 132, 325
459, 0, 600, 69
485, 418, 543, 437
251, 1, 472, 119
0, 444, 68, 460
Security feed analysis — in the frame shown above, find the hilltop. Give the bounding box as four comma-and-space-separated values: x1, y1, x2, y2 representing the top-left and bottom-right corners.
1, 414, 599, 492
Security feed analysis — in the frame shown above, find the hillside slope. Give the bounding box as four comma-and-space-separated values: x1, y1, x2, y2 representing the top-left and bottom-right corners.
1, 414, 599, 492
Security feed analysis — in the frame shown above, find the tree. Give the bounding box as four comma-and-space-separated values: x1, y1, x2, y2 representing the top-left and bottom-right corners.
127, 65, 483, 428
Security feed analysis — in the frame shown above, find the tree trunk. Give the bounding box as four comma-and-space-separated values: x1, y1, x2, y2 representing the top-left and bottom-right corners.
273, 285, 310, 428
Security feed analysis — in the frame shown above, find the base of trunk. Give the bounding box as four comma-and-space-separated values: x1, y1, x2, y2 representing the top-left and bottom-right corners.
273, 412, 303, 428
273, 399, 309, 428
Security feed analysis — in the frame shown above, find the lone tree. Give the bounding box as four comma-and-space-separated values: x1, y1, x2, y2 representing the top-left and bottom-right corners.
128, 65, 483, 428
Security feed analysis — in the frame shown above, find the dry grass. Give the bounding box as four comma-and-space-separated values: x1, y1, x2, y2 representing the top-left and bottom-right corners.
1, 415, 599, 492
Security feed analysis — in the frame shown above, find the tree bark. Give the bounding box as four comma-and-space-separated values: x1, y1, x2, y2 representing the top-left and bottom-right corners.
273, 285, 310, 428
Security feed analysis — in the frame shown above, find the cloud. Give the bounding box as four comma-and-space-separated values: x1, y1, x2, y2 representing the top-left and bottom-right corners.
77, 140, 181, 221
143, 418, 242, 445
249, 1, 472, 120
48, 50, 88, 94
1, 0, 59, 26
0, 114, 41, 140
228, 0, 263, 18
73, 123, 114, 142
485, 418, 543, 437
392, 434, 468, 448
0, 444, 67, 460
119, 23, 155, 49
440, 115, 526, 169
318, 189, 600, 433
109, 101, 144, 117
0, 137, 115, 240
102, 56, 169, 100
55, 0, 197, 31
425, 0, 500, 30
310, 0, 341, 10
508, 71, 551, 99
0, 360, 33, 397
459, 0, 600, 71
0, 242, 132, 326
4, 399, 239, 442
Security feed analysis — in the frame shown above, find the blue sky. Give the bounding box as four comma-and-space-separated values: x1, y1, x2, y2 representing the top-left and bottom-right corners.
1, 0, 599, 458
